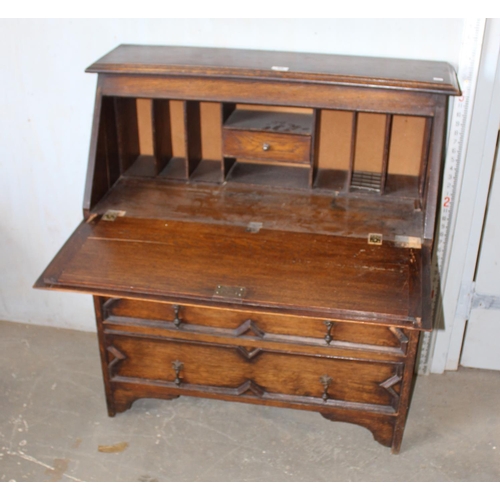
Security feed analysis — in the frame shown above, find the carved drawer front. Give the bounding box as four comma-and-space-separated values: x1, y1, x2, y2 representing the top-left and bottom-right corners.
222, 129, 311, 164
102, 298, 409, 354
106, 335, 403, 412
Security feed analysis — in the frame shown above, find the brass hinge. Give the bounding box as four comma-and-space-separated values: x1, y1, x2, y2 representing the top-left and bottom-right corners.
394, 235, 422, 249
246, 222, 263, 233
102, 210, 126, 222
368, 233, 383, 245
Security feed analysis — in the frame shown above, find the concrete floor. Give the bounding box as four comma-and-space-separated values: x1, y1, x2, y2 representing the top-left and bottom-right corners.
0, 320, 499, 482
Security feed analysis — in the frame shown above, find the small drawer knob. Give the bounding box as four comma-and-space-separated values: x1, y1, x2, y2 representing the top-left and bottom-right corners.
320, 374, 333, 402
173, 305, 182, 328
262, 143, 270, 151
324, 321, 336, 345
172, 360, 184, 386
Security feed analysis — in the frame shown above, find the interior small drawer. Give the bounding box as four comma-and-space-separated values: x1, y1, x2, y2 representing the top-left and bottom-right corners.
106, 334, 402, 411
101, 298, 409, 354
222, 129, 311, 164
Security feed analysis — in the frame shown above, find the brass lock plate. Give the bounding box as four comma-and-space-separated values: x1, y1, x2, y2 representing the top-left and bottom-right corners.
213, 285, 247, 299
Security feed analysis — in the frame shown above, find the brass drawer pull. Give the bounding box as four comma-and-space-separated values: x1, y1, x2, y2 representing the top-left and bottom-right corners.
324, 321, 335, 345
173, 305, 182, 328
262, 143, 270, 151
320, 374, 333, 402
172, 360, 183, 386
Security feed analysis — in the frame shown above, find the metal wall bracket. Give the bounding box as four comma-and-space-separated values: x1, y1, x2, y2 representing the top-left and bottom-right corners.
456, 282, 500, 320
457, 282, 475, 320
471, 293, 500, 311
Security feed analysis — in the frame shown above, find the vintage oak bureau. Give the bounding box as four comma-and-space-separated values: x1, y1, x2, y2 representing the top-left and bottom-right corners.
35, 45, 460, 453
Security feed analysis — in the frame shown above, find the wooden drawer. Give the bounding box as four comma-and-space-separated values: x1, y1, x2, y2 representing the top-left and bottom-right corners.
106, 334, 402, 412
102, 298, 409, 355
222, 129, 311, 164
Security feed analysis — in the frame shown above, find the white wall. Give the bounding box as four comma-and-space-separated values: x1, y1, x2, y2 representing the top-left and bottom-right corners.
0, 19, 464, 332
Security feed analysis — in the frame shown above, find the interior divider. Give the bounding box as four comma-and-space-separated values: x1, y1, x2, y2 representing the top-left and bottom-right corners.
91, 96, 120, 207
114, 97, 140, 174
379, 114, 394, 194
309, 109, 321, 188
221, 103, 237, 179
419, 117, 433, 203
185, 101, 202, 178
346, 112, 358, 192
152, 99, 173, 176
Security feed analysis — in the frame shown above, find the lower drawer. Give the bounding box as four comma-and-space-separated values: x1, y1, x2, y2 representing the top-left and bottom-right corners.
106, 334, 403, 412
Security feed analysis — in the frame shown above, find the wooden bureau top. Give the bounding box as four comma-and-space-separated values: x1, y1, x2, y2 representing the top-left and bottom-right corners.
86, 44, 460, 95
